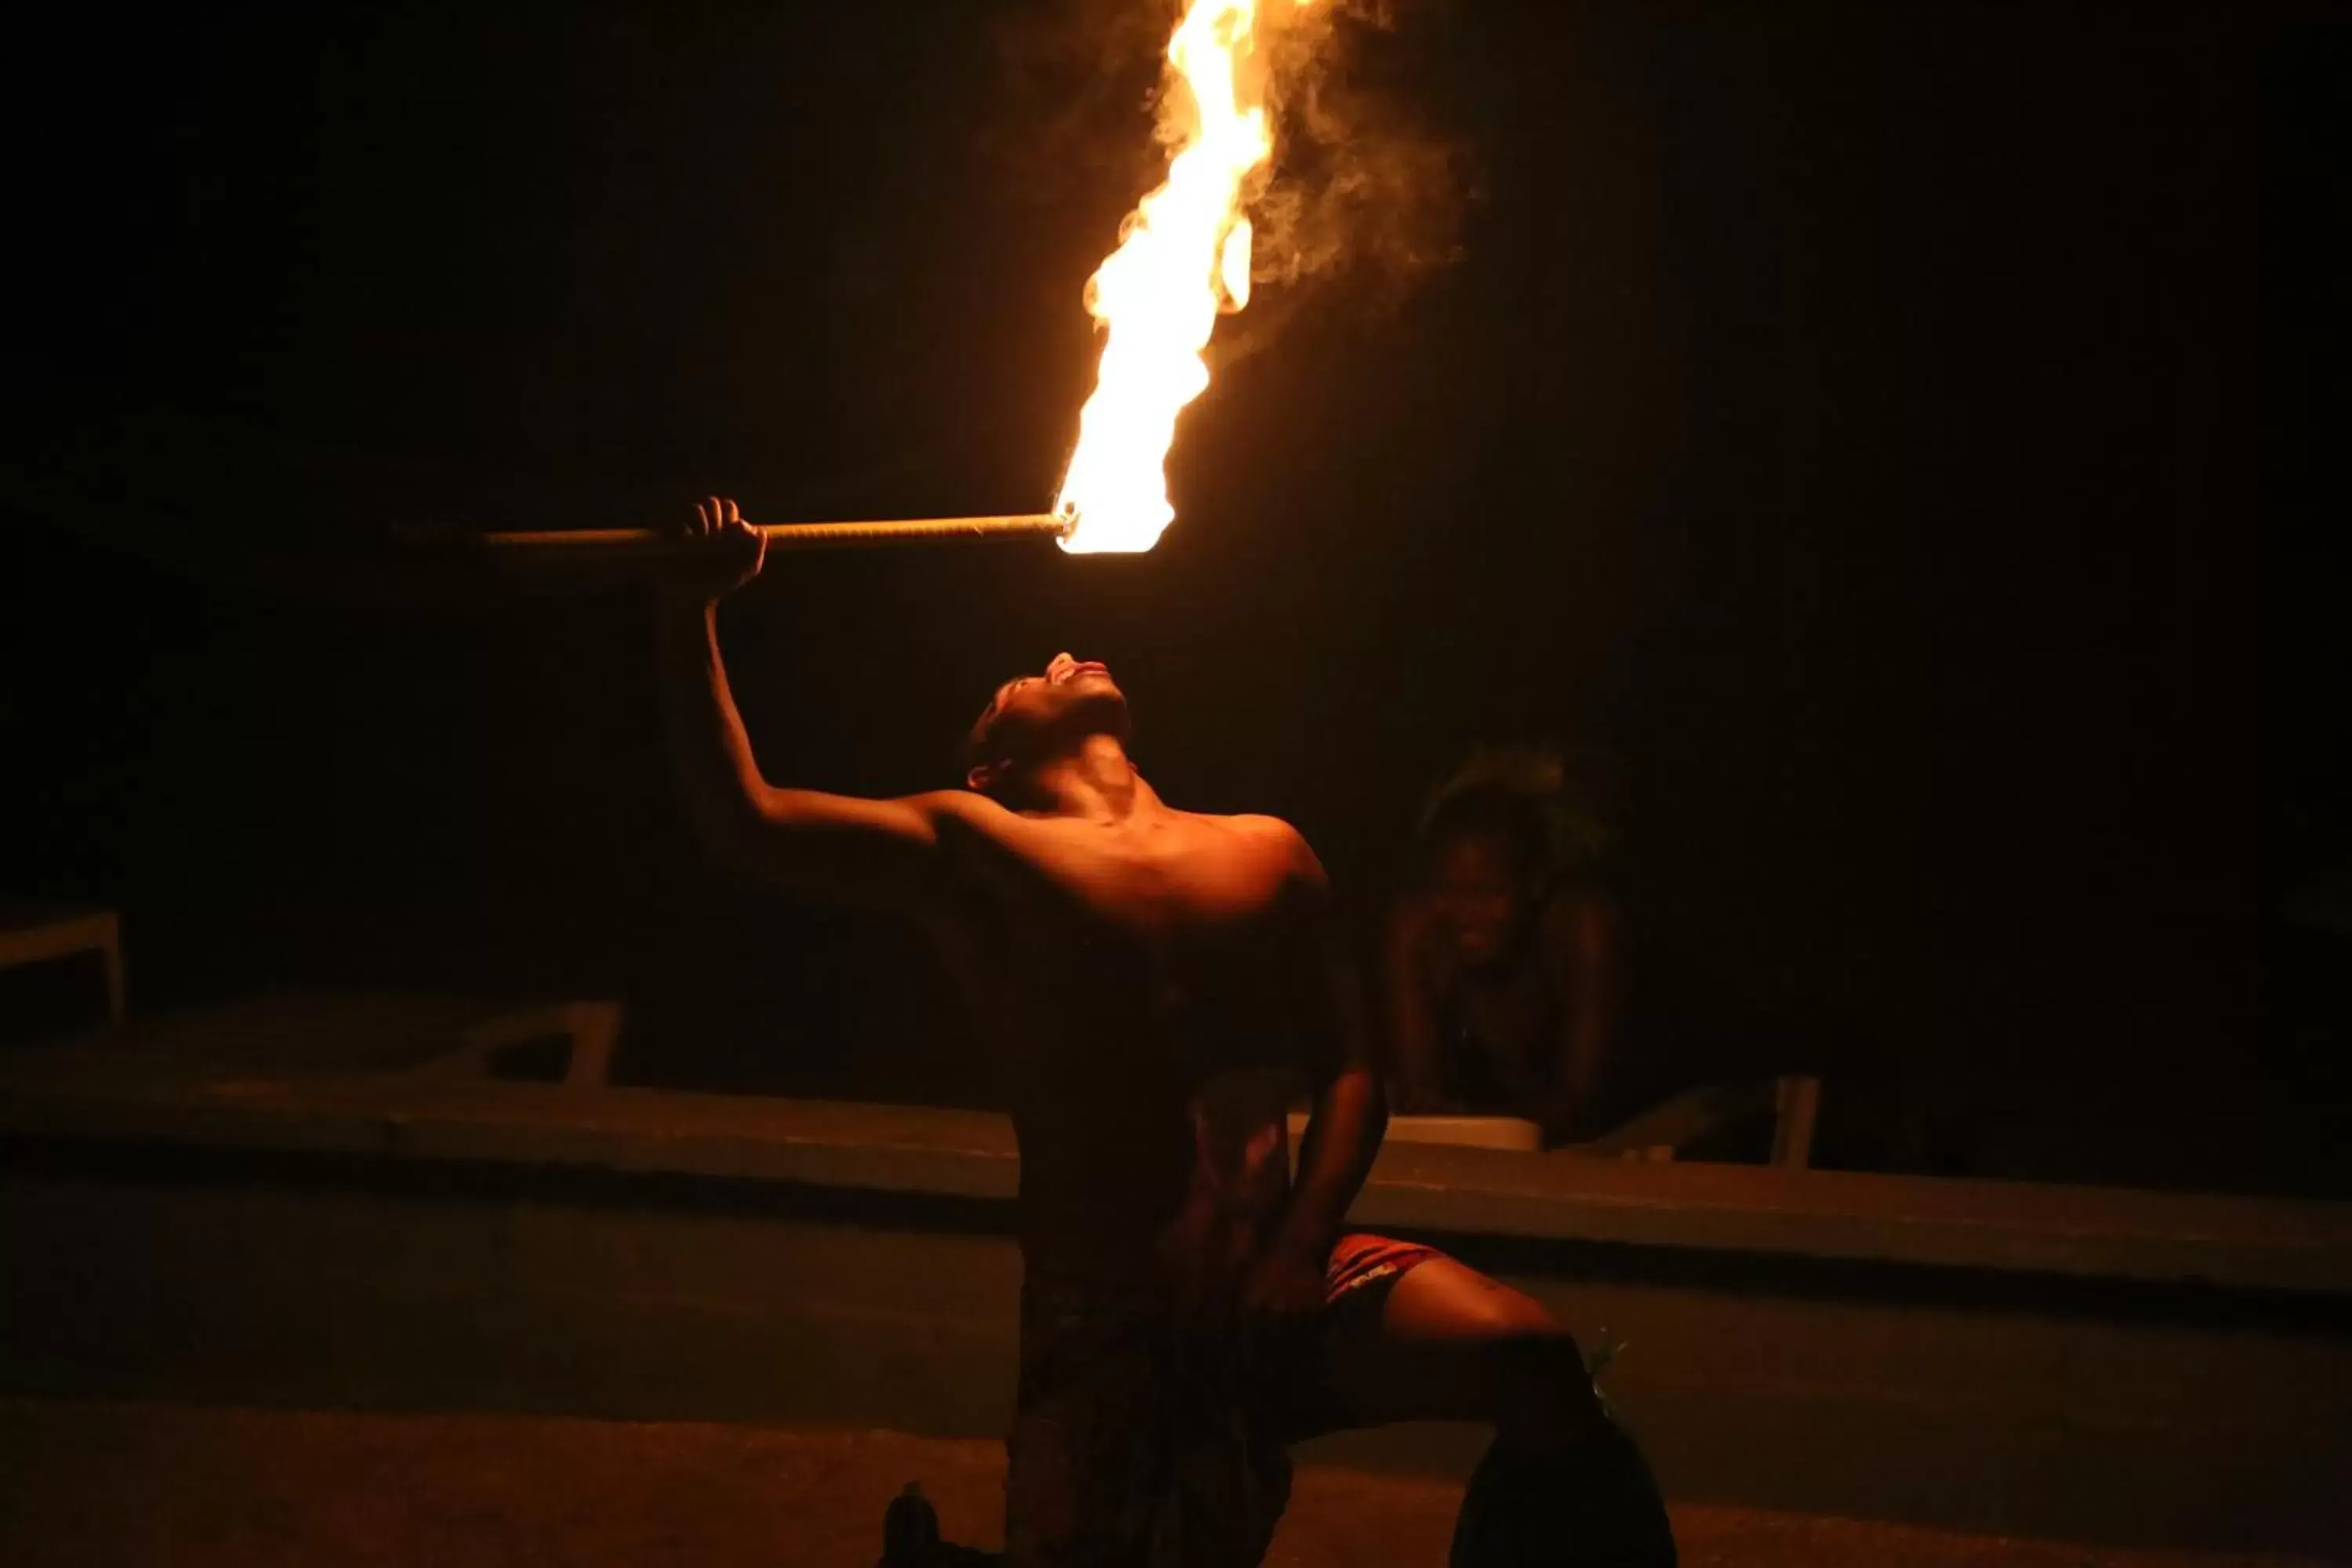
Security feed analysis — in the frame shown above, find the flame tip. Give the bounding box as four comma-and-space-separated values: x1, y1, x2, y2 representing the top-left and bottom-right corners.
1057, 0, 1292, 557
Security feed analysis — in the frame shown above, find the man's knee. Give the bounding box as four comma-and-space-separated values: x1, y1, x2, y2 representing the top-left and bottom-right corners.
1352, 1260, 1605, 1439
1455, 1284, 1563, 1339
1387, 1258, 1559, 1341
1484, 1328, 1606, 1443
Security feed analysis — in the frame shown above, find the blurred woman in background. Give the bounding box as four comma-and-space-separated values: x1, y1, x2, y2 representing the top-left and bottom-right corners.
1385, 746, 1626, 1146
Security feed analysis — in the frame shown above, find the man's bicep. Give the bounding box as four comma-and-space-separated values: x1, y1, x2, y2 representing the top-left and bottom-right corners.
1312, 949, 1380, 1080
734, 788, 979, 913
1279, 843, 1376, 1080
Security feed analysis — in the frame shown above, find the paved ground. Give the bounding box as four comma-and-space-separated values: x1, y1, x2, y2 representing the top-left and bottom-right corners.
0, 1398, 2329, 1568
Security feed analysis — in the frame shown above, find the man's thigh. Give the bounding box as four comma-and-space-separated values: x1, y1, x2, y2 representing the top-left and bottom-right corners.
1304, 1254, 1680, 1563
1003, 1312, 1289, 1568
1003, 1304, 1165, 1566
1004, 1393, 1141, 1566
1316, 1252, 1589, 1433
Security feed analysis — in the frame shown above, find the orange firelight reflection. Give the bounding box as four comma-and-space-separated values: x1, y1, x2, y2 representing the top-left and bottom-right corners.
1054, 1, 1311, 554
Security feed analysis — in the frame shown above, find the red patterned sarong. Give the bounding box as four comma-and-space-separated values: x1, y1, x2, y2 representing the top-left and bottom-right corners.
1003, 1232, 1440, 1567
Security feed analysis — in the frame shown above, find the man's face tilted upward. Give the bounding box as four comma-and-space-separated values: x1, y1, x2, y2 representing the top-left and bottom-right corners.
964, 652, 1133, 795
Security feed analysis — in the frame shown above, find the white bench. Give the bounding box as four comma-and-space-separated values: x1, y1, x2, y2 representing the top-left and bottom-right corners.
102, 989, 622, 1089
1290, 1076, 1824, 1166
1289, 1110, 1545, 1152
1581, 1074, 1823, 1167
0, 901, 125, 1027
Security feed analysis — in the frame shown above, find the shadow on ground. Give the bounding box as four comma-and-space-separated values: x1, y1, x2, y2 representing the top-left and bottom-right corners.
0, 1399, 2323, 1568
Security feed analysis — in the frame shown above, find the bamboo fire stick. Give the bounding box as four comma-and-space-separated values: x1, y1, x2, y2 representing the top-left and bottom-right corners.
467, 513, 1073, 567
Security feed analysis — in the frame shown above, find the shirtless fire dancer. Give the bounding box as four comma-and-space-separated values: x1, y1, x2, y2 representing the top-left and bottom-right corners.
655, 499, 1675, 1567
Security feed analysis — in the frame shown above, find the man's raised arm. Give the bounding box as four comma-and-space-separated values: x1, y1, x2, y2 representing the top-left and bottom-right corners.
652, 495, 975, 915
1243, 826, 1390, 1320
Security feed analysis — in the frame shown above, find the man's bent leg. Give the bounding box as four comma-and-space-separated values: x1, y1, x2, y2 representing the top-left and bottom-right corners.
1002, 1288, 1162, 1567
1004, 1343, 1290, 1568
1316, 1254, 1677, 1565
1001, 1279, 1287, 1568
1320, 1255, 1606, 1446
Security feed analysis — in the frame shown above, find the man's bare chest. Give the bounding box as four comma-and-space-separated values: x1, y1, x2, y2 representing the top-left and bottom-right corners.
1008, 818, 1295, 940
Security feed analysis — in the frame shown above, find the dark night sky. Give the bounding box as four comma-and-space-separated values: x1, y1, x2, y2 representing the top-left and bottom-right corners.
4, 2, 2343, 1193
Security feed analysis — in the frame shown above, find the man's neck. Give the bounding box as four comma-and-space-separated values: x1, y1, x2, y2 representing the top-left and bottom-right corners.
1028, 734, 1163, 825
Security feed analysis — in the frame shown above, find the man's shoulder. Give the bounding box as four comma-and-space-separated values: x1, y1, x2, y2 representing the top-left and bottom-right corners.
1197, 812, 1324, 880
898, 788, 1028, 843
1198, 809, 1303, 844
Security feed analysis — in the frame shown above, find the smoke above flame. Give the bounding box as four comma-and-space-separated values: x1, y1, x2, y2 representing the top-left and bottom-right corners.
1054, 1, 1316, 554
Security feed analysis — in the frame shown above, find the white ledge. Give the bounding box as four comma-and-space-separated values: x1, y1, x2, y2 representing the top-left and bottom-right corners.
2, 1047, 2346, 1296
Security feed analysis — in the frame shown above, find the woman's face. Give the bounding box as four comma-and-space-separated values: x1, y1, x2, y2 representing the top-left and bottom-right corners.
1431, 833, 1526, 964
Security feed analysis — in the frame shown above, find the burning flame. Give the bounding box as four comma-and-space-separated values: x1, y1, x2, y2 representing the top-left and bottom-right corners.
1054, 1, 1305, 554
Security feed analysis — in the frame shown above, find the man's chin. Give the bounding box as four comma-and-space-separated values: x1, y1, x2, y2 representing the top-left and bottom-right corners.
1059, 687, 1134, 741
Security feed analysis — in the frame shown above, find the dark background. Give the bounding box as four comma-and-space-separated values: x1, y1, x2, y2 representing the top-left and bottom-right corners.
4, 2, 2342, 1193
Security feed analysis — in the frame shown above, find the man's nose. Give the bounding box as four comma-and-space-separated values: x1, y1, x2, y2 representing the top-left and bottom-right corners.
1046, 652, 1075, 676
